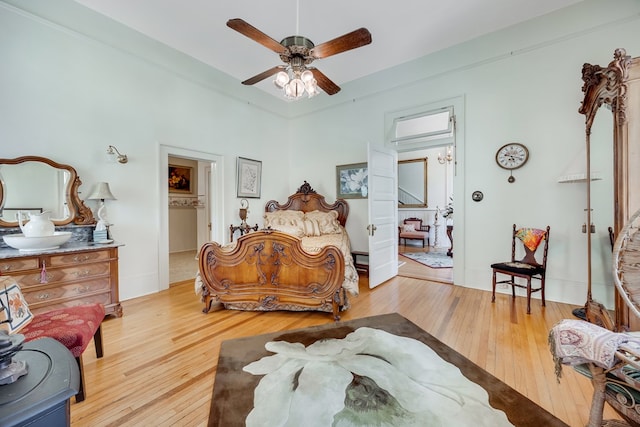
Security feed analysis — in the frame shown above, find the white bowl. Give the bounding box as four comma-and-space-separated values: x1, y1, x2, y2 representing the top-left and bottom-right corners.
3, 232, 73, 252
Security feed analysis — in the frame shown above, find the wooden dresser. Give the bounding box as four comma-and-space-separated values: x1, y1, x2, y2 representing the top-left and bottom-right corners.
0, 244, 122, 317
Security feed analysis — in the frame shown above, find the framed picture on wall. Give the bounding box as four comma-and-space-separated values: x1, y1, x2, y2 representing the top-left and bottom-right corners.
237, 157, 262, 198
336, 162, 368, 199
168, 165, 193, 194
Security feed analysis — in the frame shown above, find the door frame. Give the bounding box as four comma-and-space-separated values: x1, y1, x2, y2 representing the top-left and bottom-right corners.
158, 144, 224, 290
384, 95, 465, 286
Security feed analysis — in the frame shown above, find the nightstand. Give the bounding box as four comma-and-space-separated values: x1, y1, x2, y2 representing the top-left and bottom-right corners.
0, 338, 80, 427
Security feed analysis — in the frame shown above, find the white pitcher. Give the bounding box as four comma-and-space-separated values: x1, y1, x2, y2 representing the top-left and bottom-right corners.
18, 211, 55, 237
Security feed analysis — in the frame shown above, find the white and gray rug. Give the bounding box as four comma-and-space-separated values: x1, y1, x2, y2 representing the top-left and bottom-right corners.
400, 252, 453, 268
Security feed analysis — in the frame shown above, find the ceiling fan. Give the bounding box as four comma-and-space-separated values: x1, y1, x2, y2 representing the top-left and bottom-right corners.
226, 18, 372, 97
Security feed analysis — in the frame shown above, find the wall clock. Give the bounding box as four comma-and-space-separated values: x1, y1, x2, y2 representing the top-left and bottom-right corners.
495, 143, 529, 183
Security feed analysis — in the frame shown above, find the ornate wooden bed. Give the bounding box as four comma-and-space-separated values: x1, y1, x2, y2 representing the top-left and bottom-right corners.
198, 182, 357, 320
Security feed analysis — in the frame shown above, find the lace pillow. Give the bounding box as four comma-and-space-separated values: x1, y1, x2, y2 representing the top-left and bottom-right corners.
304, 210, 341, 234
402, 224, 416, 232
264, 211, 306, 237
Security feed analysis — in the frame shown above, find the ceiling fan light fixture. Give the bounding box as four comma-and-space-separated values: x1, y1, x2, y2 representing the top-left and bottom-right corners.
274, 71, 290, 89
300, 70, 314, 83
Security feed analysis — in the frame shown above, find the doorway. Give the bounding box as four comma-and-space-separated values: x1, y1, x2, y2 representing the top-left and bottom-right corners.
385, 97, 463, 285
397, 146, 454, 283
159, 145, 224, 290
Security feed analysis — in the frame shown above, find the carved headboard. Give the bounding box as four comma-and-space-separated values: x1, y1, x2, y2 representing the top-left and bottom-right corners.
264, 181, 349, 227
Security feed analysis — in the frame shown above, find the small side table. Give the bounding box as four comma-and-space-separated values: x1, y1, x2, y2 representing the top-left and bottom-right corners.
446, 225, 453, 257
351, 251, 369, 276
229, 223, 259, 242
0, 338, 80, 427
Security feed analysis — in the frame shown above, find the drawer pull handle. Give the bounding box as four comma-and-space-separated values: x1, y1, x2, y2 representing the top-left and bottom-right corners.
73, 270, 91, 278
72, 255, 91, 263
37, 293, 50, 300
75, 286, 91, 293
1, 265, 12, 271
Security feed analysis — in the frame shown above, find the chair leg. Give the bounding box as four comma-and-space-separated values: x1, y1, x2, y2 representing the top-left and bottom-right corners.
94, 324, 104, 359
511, 276, 516, 298
541, 277, 546, 307
75, 355, 86, 403
526, 278, 532, 314
491, 271, 497, 302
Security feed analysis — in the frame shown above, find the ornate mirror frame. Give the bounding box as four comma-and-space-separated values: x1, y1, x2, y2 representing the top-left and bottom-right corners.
398, 158, 428, 208
580, 48, 634, 329
0, 156, 95, 227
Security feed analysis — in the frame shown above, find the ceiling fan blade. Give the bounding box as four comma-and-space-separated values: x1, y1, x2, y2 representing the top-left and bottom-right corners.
227, 18, 285, 54
310, 69, 340, 95
241, 66, 286, 86
310, 28, 372, 59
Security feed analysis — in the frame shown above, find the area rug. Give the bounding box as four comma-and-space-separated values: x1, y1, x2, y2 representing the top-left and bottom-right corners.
209, 313, 567, 427
400, 251, 453, 268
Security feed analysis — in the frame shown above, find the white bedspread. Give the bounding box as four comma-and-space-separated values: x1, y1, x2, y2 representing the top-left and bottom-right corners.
300, 230, 359, 296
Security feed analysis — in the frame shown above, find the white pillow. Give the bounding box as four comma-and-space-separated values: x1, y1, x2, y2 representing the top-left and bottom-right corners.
0, 277, 33, 334
402, 224, 416, 232
264, 211, 306, 237
304, 210, 341, 234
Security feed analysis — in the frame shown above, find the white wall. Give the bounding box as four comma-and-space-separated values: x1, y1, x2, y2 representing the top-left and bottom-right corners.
286, 0, 640, 307
2, 0, 640, 307
0, 0, 290, 300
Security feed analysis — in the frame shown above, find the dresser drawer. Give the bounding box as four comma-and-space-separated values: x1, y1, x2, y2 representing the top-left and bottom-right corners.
15, 262, 111, 287
22, 277, 111, 305
48, 250, 111, 266
28, 292, 113, 315
0, 257, 39, 274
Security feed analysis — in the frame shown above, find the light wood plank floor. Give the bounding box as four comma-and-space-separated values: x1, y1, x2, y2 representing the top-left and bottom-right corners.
71, 275, 620, 426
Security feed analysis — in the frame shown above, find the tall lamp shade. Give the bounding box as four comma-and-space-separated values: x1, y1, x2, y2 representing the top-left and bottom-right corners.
87, 182, 116, 224
87, 182, 116, 201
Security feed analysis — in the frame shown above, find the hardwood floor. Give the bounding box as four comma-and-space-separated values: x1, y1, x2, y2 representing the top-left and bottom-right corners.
398, 244, 453, 283
71, 275, 620, 426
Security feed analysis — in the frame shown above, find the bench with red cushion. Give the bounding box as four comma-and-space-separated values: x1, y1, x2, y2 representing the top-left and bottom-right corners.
21, 303, 105, 402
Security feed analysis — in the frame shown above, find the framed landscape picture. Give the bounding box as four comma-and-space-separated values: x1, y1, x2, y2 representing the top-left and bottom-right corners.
336, 162, 368, 199
168, 165, 193, 194
237, 157, 262, 198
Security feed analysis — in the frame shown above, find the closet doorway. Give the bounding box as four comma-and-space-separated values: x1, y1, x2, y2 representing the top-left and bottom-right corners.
159, 145, 224, 290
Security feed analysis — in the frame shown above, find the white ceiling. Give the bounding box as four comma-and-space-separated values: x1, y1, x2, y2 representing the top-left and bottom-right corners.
73, 0, 583, 98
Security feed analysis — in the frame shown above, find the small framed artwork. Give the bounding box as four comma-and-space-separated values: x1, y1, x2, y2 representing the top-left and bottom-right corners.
336, 162, 368, 199
237, 157, 262, 198
168, 165, 193, 194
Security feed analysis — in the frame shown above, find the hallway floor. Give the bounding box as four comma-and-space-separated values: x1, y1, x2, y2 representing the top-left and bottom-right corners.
169, 250, 198, 284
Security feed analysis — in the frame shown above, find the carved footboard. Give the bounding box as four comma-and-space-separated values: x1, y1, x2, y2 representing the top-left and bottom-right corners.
198, 230, 346, 320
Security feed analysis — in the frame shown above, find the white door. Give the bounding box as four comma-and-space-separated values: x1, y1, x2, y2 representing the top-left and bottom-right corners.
367, 144, 398, 288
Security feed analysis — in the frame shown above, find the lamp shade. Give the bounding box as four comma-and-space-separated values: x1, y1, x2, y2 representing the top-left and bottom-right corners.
87, 182, 116, 200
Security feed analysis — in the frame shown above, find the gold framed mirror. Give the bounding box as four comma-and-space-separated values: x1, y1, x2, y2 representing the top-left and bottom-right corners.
398, 158, 427, 208
0, 156, 94, 227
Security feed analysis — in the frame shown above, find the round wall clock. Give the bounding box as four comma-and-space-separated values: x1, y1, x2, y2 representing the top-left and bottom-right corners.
495, 143, 529, 170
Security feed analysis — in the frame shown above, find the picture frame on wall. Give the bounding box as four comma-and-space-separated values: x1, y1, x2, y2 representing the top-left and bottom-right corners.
168, 165, 193, 194
336, 162, 369, 199
237, 157, 262, 198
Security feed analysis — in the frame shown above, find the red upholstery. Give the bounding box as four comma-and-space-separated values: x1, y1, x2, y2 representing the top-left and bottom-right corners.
21, 303, 105, 402
22, 303, 105, 357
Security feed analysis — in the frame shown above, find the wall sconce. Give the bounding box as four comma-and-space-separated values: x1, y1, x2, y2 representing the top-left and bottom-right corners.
437, 147, 453, 164
107, 145, 128, 164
